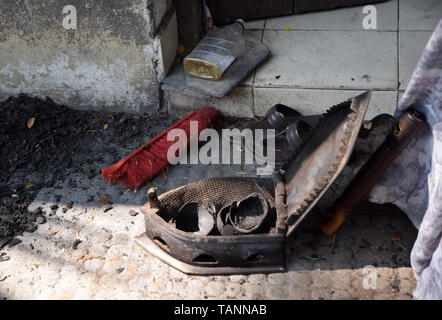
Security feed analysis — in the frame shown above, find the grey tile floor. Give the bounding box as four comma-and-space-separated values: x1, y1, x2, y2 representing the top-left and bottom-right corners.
169, 0, 440, 120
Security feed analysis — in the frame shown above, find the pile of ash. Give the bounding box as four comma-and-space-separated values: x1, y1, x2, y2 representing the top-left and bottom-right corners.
0, 94, 178, 252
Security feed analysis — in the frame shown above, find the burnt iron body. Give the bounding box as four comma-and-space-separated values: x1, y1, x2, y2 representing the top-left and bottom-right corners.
136, 92, 380, 275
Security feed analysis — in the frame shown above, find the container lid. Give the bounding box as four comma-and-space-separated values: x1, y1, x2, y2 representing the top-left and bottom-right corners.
284, 91, 371, 237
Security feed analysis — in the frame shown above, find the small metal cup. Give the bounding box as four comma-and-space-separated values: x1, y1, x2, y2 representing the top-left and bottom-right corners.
228, 193, 270, 234
175, 202, 215, 235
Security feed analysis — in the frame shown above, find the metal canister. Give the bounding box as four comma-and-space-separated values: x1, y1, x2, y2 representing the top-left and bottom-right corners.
183, 20, 245, 81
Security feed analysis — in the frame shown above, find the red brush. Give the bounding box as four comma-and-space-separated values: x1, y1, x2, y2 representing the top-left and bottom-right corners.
102, 108, 218, 189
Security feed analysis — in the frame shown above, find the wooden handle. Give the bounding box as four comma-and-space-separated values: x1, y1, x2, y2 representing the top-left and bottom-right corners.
320, 207, 351, 235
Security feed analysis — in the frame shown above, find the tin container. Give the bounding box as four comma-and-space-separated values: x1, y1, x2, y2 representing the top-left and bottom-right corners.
184, 21, 245, 81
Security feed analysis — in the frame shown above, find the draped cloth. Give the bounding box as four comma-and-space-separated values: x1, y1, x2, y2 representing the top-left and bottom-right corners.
369, 20, 442, 299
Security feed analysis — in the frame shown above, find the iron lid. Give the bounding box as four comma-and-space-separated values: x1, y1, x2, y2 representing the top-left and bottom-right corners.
284, 91, 371, 237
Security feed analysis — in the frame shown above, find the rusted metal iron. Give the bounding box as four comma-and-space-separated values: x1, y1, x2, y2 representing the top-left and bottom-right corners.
320, 109, 427, 235
138, 178, 286, 274
137, 92, 374, 275
284, 91, 371, 237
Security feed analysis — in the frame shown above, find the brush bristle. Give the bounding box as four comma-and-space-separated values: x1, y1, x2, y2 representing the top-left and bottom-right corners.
102, 108, 218, 189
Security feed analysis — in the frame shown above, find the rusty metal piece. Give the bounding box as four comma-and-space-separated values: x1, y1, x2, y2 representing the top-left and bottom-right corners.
135, 233, 285, 275
273, 171, 287, 234
284, 91, 371, 237
320, 109, 427, 235
228, 193, 270, 234
139, 178, 285, 274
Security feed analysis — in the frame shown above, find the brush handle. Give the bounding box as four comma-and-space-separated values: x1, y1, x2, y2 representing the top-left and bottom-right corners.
320, 109, 426, 235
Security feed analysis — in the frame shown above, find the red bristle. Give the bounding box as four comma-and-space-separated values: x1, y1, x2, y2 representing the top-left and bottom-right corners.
102, 108, 218, 189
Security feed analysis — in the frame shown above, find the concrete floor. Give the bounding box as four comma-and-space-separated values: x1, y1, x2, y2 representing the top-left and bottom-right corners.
0, 158, 418, 300
1, 0, 439, 300
0, 119, 419, 300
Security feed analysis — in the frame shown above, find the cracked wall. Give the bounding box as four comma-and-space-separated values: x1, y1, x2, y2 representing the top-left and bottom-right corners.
0, 0, 177, 113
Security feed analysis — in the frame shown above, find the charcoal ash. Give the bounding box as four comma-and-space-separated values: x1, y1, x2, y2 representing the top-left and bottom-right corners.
0, 94, 180, 251
0, 195, 45, 250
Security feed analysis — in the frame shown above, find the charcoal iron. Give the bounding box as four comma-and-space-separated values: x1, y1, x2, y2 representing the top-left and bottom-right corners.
136, 92, 376, 275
